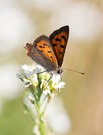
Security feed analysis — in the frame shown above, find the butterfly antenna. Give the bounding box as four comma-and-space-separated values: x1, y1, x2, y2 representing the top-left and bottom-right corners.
64, 68, 85, 75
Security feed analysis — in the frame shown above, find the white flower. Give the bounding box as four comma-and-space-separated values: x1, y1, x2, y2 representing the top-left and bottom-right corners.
52, 74, 61, 83
33, 65, 43, 73
32, 75, 38, 87
17, 64, 65, 94
17, 64, 67, 134
23, 78, 32, 88
43, 89, 51, 95
54, 82, 65, 89
51, 74, 65, 91
19, 64, 34, 78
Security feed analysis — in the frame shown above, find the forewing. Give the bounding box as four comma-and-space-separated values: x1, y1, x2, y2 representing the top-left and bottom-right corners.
26, 35, 58, 72
49, 25, 69, 67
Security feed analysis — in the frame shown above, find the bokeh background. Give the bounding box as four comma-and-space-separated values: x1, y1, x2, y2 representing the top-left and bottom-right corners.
0, 0, 103, 135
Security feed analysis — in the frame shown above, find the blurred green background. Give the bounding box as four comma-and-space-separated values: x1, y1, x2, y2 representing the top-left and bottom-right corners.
0, 0, 103, 135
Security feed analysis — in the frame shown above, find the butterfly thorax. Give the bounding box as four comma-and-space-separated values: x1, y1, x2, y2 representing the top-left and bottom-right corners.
50, 67, 63, 75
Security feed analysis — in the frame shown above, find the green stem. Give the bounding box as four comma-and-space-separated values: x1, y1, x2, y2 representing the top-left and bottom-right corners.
36, 98, 46, 135
29, 74, 46, 135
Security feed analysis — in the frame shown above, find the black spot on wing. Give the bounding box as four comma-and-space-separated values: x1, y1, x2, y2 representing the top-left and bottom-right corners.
43, 43, 47, 46
52, 44, 57, 46
59, 52, 63, 54
39, 45, 43, 48
55, 38, 62, 42
49, 25, 69, 39
60, 45, 65, 49
61, 35, 67, 42
47, 50, 51, 53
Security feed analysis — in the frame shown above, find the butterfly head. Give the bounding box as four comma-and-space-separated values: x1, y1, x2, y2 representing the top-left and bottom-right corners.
25, 43, 32, 56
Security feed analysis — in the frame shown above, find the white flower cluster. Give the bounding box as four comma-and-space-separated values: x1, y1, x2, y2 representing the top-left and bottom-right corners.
17, 64, 65, 95
17, 64, 68, 134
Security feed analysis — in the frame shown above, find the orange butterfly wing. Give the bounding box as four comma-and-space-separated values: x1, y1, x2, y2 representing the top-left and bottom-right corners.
26, 35, 58, 72
49, 25, 69, 67
26, 26, 69, 73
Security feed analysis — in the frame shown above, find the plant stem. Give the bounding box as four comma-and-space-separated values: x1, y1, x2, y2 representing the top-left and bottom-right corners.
36, 99, 46, 135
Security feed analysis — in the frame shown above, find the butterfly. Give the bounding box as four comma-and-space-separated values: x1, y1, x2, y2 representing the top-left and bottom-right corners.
25, 25, 69, 75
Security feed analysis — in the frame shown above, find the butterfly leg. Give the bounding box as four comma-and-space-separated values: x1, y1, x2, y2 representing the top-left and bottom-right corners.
42, 74, 53, 90
47, 73, 53, 83
38, 70, 47, 74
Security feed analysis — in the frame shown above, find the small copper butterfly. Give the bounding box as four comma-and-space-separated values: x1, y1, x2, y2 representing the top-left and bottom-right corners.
25, 25, 69, 74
